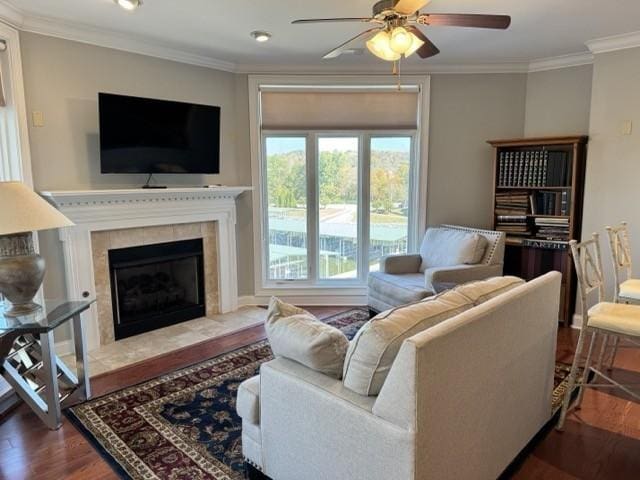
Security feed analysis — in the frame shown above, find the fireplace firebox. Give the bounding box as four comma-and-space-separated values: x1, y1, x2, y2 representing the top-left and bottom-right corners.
108, 239, 205, 340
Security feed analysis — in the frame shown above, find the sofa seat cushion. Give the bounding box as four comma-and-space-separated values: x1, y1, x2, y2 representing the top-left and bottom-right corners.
343, 289, 473, 396
368, 272, 433, 306
237, 375, 260, 425
453, 276, 525, 305
619, 278, 640, 301
266, 297, 349, 379
419, 227, 488, 272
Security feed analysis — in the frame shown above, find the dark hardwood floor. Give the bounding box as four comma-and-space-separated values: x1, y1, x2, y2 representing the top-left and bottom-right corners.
1, 307, 639, 480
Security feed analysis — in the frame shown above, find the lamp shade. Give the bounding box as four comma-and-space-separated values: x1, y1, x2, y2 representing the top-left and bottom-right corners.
0, 182, 74, 235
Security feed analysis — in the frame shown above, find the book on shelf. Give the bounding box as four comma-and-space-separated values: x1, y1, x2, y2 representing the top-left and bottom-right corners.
497, 149, 571, 187
530, 191, 570, 216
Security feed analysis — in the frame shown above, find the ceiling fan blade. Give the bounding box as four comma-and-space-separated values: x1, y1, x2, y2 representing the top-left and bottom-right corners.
406, 26, 440, 58
417, 13, 511, 29
292, 18, 374, 24
323, 28, 381, 59
394, 0, 432, 15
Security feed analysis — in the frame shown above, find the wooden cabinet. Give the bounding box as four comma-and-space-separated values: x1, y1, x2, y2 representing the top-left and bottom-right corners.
487, 136, 588, 324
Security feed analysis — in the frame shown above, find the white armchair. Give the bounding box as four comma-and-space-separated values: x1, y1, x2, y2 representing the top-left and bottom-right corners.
368, 225, 505, 312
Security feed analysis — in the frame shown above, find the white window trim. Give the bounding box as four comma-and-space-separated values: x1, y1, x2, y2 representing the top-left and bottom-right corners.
0, 21, 33, 185
248, 75, 431, 299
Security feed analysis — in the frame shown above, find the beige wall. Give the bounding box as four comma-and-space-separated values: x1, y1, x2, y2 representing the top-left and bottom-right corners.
524, 65, 593, 137
582, 47, 640, 299
427, 73, 527, 228
19, 32, 256, 315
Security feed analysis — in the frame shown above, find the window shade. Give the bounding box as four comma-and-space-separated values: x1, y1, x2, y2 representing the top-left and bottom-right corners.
261, 91, 419, 130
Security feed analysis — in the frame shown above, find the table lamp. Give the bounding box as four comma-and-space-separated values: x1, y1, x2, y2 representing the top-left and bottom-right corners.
0, 181, 74, 317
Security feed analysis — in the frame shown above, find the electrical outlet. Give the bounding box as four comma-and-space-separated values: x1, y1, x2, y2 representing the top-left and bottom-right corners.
32, 111, 44, 127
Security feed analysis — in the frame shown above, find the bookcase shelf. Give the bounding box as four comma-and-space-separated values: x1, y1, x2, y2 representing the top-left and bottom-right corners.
488, 135, 588, 325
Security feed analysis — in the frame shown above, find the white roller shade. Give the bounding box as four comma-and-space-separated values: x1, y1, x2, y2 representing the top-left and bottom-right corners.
261, 91, 419, 130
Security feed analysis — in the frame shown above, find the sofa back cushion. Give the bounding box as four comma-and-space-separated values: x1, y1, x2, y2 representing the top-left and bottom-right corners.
266, 297, 349, 379
419, 227, 488, 272
343, 275, 526, 396
343, 290, 473, 396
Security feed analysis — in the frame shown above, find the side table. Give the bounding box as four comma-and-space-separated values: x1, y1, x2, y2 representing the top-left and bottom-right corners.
0, 299, 95, 429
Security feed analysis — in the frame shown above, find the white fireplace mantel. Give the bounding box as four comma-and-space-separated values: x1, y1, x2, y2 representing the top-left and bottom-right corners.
41, 187, 252, 351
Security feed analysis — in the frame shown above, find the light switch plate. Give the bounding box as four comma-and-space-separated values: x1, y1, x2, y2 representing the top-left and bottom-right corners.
32, 111, 44, 127
621, 120, 633, 135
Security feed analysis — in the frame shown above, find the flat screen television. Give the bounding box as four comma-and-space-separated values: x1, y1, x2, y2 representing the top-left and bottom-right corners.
99, 93, 221, 174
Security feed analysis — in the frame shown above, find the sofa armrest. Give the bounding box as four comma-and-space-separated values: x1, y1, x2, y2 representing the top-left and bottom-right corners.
424, 263, 503, 292
259, 358, 414, 480
380, 254, 422, 274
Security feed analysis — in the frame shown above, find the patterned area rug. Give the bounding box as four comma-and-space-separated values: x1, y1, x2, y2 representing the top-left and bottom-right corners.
66, 308, 370, 480
67, 308, 580, 480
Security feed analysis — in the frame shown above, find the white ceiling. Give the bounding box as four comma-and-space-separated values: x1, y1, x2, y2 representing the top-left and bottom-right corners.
3, 0, 640, 71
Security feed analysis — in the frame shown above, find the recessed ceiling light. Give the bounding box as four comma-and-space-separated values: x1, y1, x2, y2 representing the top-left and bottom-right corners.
115, 0, 142, 11
251, 31, 272, 43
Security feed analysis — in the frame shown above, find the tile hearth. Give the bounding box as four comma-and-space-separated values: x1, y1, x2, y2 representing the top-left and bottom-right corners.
61, 306, 265, 376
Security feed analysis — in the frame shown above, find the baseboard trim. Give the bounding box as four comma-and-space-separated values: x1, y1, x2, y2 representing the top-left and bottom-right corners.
238, 294, 367, 307
571, 314, 583, 329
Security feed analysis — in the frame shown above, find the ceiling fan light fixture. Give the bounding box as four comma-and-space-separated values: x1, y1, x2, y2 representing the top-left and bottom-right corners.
366, 31, 401, 61
251, 31, 272, 42
404, 32, 425, 58
115, 0, 142, 11
389, 27, 413, 54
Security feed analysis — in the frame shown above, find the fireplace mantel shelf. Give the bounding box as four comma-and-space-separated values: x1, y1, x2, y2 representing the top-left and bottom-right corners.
41, 186, 252, 207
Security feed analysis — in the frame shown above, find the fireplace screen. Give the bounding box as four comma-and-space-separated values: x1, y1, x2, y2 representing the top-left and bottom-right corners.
108, 238, 205, 340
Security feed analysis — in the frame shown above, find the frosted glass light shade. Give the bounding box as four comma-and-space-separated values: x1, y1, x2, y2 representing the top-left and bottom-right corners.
0, 182, 74, 235
404, 33, 425, 58
389, 27, 413, 54
366, 31, 401, 61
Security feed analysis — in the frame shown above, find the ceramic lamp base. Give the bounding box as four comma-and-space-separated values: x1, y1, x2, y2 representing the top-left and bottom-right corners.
0, 233, 45, 318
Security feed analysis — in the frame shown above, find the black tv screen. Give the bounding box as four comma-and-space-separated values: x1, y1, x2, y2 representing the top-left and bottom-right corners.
99, 93, 220, 174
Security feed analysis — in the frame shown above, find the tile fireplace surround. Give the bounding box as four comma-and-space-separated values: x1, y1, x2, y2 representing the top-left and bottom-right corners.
42, 187, 252, 352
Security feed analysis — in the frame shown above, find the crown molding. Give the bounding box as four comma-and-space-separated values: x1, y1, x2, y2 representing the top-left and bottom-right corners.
586, 30, 640, 54
528, 52, 594, 72
236, 62, 530, 75
0, 0, 236, 72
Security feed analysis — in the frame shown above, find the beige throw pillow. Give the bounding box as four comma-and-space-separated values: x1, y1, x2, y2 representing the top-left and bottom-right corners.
419, 228, 489, 272
266, 297, 349, 379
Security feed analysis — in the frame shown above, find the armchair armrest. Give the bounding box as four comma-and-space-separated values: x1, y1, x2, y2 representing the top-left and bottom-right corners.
424, 263, 503, 292
380, 254, 422, 274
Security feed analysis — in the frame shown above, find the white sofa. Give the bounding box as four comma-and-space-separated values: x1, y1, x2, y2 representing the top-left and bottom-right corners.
238, 272, 561, 480
368, 225, 506, 313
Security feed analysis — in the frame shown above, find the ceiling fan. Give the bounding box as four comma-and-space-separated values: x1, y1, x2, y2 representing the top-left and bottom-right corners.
292, 0, 511, 65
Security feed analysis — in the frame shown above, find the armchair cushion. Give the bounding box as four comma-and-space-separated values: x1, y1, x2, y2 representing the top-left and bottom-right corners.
419, 227, 488, 272
266, 297, 349, 379
343, 289, 472, 396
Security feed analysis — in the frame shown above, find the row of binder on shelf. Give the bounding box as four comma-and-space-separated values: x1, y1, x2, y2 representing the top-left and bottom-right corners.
498, 149, 571, 187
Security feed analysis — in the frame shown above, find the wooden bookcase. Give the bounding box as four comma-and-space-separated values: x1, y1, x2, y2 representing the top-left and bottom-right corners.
487, 136, 588, 325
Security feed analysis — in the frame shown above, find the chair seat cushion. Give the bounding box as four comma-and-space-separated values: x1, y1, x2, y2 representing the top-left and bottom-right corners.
265, 298, 349, 379
236, 375, 260, 424
588, 302, 640, 337
419, 228, 488, 272
368, 272, 433, 305
620, 279, 640, 301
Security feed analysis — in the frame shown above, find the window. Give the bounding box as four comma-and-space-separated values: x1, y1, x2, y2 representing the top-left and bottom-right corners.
262, 132, 417, 286
250, 76, 429, 294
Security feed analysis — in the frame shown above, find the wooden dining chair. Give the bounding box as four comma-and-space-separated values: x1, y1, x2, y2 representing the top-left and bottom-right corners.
557, 233, 640, 430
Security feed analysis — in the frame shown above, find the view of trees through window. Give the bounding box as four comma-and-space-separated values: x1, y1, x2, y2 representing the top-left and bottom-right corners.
265, 135, 412, 282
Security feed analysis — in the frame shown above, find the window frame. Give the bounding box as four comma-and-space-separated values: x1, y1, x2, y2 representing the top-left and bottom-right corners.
261, 129, 420, 289
249, 75, 431, 300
